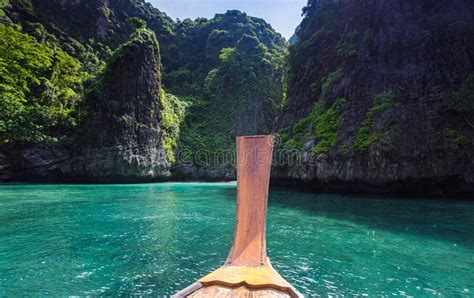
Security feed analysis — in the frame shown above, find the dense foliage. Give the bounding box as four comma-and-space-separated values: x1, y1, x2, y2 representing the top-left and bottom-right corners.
0, 23, 85, 144
1, 1, 287, 166
179, 34, 286, 157
163, 10, 286, 95
279, 97, 346, 156
160, 89, 188, 163
0, 0, 7, 18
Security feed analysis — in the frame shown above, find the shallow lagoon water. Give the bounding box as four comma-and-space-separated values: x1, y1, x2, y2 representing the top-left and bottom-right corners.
0, 183, 473, 296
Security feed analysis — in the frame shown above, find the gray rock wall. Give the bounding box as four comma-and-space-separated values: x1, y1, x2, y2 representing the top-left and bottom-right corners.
272, 0, 474, 197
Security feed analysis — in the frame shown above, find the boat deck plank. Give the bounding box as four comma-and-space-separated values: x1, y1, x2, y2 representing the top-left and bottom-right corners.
188, 285, 290, 297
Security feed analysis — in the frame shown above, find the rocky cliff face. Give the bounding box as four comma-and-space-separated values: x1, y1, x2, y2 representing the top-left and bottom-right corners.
273, 0, 474, 196
12, 0, 112, 39
171, 35, 284, 180
72, 27, 170, 181
169, 13, 287, 180
3, 0, 472, 197
229, 35, 285, 136
3, 27, 171, 182
1, 1, 287, 183
7, 0, 176, 62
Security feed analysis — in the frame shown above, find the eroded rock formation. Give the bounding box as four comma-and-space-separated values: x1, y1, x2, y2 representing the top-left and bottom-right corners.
273, 0, 474, 196
3, 27, 171, 182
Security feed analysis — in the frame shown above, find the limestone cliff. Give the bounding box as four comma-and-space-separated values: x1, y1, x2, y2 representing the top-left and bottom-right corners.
273, 0, 474, 196
1, 2, 287, 183
3, 27, 172, 182
2, 0, 473, 197
73, 26, 170, 181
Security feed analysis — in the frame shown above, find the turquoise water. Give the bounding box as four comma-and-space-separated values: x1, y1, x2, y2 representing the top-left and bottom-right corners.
0, 183, 473, 296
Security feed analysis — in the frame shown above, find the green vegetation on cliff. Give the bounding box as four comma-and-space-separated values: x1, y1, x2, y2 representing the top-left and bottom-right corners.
0, 0, 7, 18
0, 0, 473, 190
178, 33, 286, 159
160, 89, 187, 163
444, 129, 470, 146
2, 3, 287, 167
354, 91, 397, 151
444, 74, 474, 129
280, 97, 346, 156
163, 10, 286, 96
0, 23, 85, 144
82, 21, 188, 166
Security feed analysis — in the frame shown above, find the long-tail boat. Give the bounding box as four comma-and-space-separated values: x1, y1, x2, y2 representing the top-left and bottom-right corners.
175, 135, 303, 297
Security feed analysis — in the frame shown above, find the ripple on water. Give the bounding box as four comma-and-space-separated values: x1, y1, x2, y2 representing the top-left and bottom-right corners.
0, 183, 473, 296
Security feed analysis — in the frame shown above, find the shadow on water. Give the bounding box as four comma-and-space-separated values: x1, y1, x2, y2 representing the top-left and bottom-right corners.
265, 187, 474, 250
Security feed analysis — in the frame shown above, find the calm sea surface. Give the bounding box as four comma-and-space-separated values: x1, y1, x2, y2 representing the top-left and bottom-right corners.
0, 183, 472, 296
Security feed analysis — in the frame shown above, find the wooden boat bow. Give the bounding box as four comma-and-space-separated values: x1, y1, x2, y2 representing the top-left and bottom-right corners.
175, 135, 302, 297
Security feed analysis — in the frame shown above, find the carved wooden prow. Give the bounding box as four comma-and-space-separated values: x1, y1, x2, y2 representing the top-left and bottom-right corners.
226, 135, 273, 266
175, 135, 302, 298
